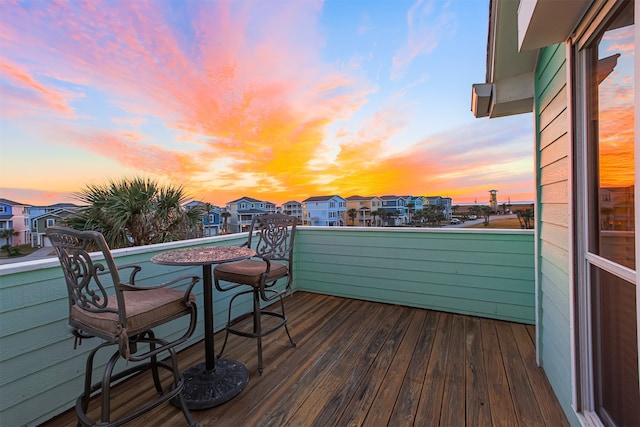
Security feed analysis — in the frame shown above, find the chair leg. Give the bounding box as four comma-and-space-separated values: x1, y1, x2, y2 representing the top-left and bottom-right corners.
147, 332, 164, 394
166, 347, 198, 427
280, 295, 296, 348
100, 350, 121, 424
253, 290, 264, 375
81, 345, 100, 416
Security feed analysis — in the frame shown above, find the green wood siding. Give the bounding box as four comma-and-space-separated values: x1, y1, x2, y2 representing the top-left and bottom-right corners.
0, 234, 249, 427
295, 227, 535, 323
535, 43, 578, 425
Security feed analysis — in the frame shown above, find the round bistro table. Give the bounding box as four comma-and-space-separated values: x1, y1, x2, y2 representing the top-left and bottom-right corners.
151, 245, 255, 409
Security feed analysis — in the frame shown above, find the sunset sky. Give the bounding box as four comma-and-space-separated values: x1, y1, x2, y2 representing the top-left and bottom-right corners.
0, 0, 536, 208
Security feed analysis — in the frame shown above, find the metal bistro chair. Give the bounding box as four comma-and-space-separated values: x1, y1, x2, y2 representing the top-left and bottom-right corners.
213, 213, 298, 374
47, 226, 199, 427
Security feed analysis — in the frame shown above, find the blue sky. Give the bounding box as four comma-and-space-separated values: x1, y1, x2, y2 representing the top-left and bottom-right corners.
0, 0, 534, 207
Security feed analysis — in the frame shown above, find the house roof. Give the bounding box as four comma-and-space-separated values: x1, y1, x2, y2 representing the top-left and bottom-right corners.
302, 195, 344, 203
31, 208, 76, 220
471, 0, 590, 118
228, 196, 266, 204
0, 198, 26, 206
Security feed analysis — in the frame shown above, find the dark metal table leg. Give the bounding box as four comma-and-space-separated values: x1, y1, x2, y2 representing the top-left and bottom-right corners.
175, 264, 249, 409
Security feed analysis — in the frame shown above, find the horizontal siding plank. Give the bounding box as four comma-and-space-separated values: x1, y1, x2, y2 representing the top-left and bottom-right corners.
540, 157, 569, 186
540, 203, 569, 228
540, 133, 568, 168
539, 109, 568, 150
540, 180, 569, 204
539, 86, 568, 131
539, 222, 569, 251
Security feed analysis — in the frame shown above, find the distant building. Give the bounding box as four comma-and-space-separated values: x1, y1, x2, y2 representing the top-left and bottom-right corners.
423, 196, 452, 219
30, 208, 78, 247
345, 196, 383, 226
379, 195, 407, 226
281, 201, 303, 221
302, 195, 347, 226
0, 198, 31, 246
226, 196, 272, 233
183, 201, 222, 237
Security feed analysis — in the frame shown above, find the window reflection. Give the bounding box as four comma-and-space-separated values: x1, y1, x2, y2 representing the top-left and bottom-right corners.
595, 3, 635, 269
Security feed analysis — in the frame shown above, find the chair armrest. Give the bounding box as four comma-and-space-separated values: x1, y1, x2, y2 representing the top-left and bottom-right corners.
116, 264, 142, 285
96, 264, 142, 286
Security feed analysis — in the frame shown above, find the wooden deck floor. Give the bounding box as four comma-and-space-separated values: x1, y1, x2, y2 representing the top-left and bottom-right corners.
42, 292, 569, 426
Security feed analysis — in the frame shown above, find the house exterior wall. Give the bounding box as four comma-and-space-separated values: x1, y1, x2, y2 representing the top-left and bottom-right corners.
0, 202, 30, 246
226, 197, 269, 233
534, 43, 577, 425
302, 196, 347, 226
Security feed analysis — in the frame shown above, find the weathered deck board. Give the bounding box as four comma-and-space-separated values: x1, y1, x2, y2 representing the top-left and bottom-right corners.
40, 292, 569, 427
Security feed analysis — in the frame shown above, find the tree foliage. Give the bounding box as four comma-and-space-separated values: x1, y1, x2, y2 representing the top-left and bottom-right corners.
68, 177, 202, 248
516, 208, 535, 229
347, 208, 358, 225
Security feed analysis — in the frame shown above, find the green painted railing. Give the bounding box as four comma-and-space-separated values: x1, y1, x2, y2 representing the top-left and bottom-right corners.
0, 227, 534, 426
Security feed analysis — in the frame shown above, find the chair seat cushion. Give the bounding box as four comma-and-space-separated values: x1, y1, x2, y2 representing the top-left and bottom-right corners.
214, 259, 288, 286
71, 287, 195, 338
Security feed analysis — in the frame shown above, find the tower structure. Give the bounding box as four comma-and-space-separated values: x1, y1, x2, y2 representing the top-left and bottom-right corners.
489, 189, 498, 211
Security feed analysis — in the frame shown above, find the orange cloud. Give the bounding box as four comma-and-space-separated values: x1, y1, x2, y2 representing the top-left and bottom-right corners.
0, 60, 76, 118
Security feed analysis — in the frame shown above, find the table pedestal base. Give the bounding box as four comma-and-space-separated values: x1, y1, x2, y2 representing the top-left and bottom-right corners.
176, 359, 249, 410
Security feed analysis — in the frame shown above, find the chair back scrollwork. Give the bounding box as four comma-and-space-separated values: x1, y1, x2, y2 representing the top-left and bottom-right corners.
47, 227, 121, 316
250, 213, 298, 264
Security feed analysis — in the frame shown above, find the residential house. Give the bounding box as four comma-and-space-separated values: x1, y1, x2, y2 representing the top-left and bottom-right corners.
28, 203, 79, 219
302, 195, 347, 226
379, 195, 407, 225
281, 200, 303, 221
30, 208, 79, 247
265, 201, 277, 214
402, 195, 424, 223
423, 195, 452, 220
470, 0, 637, 424
345, 195, 383, 226
0, 198, 31, 246
226, 196, 271, 233
183, 201, 222, 237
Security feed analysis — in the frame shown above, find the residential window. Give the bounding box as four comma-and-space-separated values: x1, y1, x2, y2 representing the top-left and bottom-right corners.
574, 2, 637, 425
46, 219, 55, 228
0, 206, 5, 213
330, 202, 335, 208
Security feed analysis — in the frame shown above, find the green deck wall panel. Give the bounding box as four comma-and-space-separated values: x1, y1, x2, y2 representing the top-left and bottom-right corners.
294, 227, 535, 324
0, 234, 253, 427
0, 228, 536, 426
535, 43, 579, 426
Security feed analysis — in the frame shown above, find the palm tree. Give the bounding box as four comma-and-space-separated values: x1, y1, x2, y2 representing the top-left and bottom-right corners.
221, 211, 231, 234
371, 210, 379, 226
0, 228, 18, 251
374, 208, 387, 226
68, 177, 201, 248
516, 208, 535, 229
347, 208, 358, 226
204, 202, 213, 237
480, 206, 493, 226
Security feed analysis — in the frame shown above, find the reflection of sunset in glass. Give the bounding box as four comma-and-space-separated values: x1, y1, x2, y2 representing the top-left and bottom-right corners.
0, 1, 535, 206
598, 25, 634, 188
